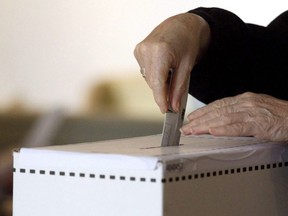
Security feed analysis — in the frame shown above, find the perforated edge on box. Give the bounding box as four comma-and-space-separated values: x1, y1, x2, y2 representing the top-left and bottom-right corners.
13, 161, 288, 184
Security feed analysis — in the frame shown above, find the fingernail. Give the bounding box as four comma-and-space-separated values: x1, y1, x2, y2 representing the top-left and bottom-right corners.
190, 128, 195, 135
160, 106, 166, 114
174, 102, 180, 112
180, 127, 191, 136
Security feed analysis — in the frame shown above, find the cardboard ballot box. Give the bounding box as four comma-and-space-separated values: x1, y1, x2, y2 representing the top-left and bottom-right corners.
13, 135, 288, 216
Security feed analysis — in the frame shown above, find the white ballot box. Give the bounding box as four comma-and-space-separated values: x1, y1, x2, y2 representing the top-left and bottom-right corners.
13, 135, 288, 216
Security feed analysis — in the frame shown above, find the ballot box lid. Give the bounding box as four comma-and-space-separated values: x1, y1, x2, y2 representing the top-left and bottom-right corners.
13, 135, 288, 172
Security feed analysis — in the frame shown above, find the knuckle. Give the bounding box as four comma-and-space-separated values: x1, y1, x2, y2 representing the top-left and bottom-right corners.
231, 123, 247, 136
241, 92, 255, 98
214, 108, 222, 117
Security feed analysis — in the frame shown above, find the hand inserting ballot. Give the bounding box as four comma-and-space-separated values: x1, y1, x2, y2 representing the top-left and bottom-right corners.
134, 7, 288, 142
134, 13, 211, 114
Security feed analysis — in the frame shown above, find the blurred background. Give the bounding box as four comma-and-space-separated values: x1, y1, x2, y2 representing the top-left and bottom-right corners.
0, 0, 287, 215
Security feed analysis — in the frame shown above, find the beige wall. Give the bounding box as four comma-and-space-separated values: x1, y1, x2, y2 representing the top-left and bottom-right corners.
0, 0, 286, 118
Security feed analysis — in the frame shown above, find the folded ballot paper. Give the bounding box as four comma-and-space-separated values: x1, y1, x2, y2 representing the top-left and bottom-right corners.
13, 135, 288, 216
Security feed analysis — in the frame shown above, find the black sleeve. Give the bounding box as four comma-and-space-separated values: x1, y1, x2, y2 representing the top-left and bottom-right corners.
188, 7, 288, 104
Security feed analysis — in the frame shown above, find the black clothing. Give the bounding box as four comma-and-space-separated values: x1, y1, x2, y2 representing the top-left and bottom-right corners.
188, 7, 288, 104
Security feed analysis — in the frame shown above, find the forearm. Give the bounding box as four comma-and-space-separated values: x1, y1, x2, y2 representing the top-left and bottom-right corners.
187, 7, 256, 103
188, 7, 288, 103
